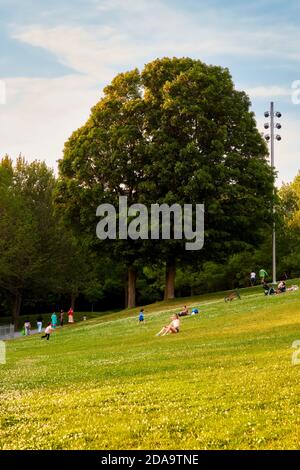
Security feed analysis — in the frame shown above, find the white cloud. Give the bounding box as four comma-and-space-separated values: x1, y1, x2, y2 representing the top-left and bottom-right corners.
256, 114, 300, 185
95, 0, 150, 12
0, 75, 100, 171
246, 86, 292, 99
12, 26, 134, 78
12, 1, 300, 83
3, 0, 300, 183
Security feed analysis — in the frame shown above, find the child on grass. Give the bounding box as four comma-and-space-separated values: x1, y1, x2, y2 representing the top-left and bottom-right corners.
139, 309, 145, 323
41, 323, 53, 341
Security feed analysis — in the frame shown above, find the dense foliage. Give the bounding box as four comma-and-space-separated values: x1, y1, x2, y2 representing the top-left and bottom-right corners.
56, 57, 275, 308
0, 58, 299, 320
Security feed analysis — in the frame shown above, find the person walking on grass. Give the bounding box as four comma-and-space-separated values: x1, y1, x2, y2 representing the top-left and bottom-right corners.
41, 323, 53, 341
24, 319, 31, 336
156, 314, 180, 337
36, 315, 43, 333
259, 268, 268, 284
68, 307, 74, 324
250, 271, 256, 286
60, 310, 65, 327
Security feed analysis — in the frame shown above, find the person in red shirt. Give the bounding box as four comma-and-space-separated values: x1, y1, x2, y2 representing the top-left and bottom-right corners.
68, 308, 74, 324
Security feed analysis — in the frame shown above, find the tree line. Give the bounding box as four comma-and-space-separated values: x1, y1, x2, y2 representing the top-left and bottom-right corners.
0, 57, 298, 324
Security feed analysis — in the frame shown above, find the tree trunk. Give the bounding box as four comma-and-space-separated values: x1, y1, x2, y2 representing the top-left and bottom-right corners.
12, 292, 22, 327
127, 267, 137, 309
71, 293, 76, 311
164, 260, 176, 300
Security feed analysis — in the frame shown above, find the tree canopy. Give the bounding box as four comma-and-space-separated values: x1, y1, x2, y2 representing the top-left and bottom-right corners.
57, 57, 275, 307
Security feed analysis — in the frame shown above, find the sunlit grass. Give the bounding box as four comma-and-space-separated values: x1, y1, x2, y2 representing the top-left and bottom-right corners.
1, 283, 300, 449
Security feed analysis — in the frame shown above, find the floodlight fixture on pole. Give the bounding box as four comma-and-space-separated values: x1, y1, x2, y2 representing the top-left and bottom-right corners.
263, 102, 282, 285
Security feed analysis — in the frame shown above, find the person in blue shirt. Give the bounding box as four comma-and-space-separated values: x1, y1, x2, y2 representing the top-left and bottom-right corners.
51, 312, 58, 329
139, 309, 145, 323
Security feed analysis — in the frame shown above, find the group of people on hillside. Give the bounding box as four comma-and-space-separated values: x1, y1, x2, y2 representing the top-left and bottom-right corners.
250, 269, 271, 286
262, 280, 298, 296
138, 304, 199, 338
250, 269, 290, 286
23, 307, 75, 339
262, 280, 287, 296
49, 308, 74, 329
249, 269, 298, 296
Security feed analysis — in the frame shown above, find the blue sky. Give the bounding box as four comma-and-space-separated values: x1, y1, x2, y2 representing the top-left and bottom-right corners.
0, 0, 299, 183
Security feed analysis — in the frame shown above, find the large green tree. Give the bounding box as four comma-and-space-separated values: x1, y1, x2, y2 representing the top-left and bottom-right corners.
56, 69, 151, 308
57, 57, 275, 307
141, 58, 275, 298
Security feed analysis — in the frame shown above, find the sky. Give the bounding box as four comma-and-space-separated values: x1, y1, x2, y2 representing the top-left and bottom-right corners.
0, 0, 299, 184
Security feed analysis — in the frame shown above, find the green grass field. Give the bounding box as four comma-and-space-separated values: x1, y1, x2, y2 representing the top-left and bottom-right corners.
1, 283, 300, 450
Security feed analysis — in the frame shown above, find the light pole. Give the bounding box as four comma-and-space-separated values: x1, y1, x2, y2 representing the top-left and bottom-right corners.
263, 102, 282, 285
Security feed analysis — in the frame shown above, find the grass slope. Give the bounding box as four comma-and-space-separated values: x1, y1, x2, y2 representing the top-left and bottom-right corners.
1, 284, 300, 450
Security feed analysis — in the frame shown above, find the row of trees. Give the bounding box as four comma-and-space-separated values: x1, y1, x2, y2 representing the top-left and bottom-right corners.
0, 154, 299, 323
1, 57, 298, 322
0, 157, 101, 325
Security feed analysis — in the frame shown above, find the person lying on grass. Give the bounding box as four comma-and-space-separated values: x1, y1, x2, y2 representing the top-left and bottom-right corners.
156, 314, 180, 337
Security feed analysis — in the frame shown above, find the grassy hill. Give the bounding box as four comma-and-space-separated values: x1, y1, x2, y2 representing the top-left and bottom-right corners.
1, 283, 300, 450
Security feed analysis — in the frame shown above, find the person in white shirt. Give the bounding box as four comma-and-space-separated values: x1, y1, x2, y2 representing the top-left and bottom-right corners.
41, 323, 53, 341
250, 271, 256, 287
156, 314, 180, 337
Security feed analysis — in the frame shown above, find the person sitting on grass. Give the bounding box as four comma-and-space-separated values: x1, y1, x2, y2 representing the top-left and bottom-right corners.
41, 323, 53, 341
276, 281, 287, 294
156, 314, 180, 337
262, 282, 275, 296
287, 285, 299, 292
179, 305, 189, 317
